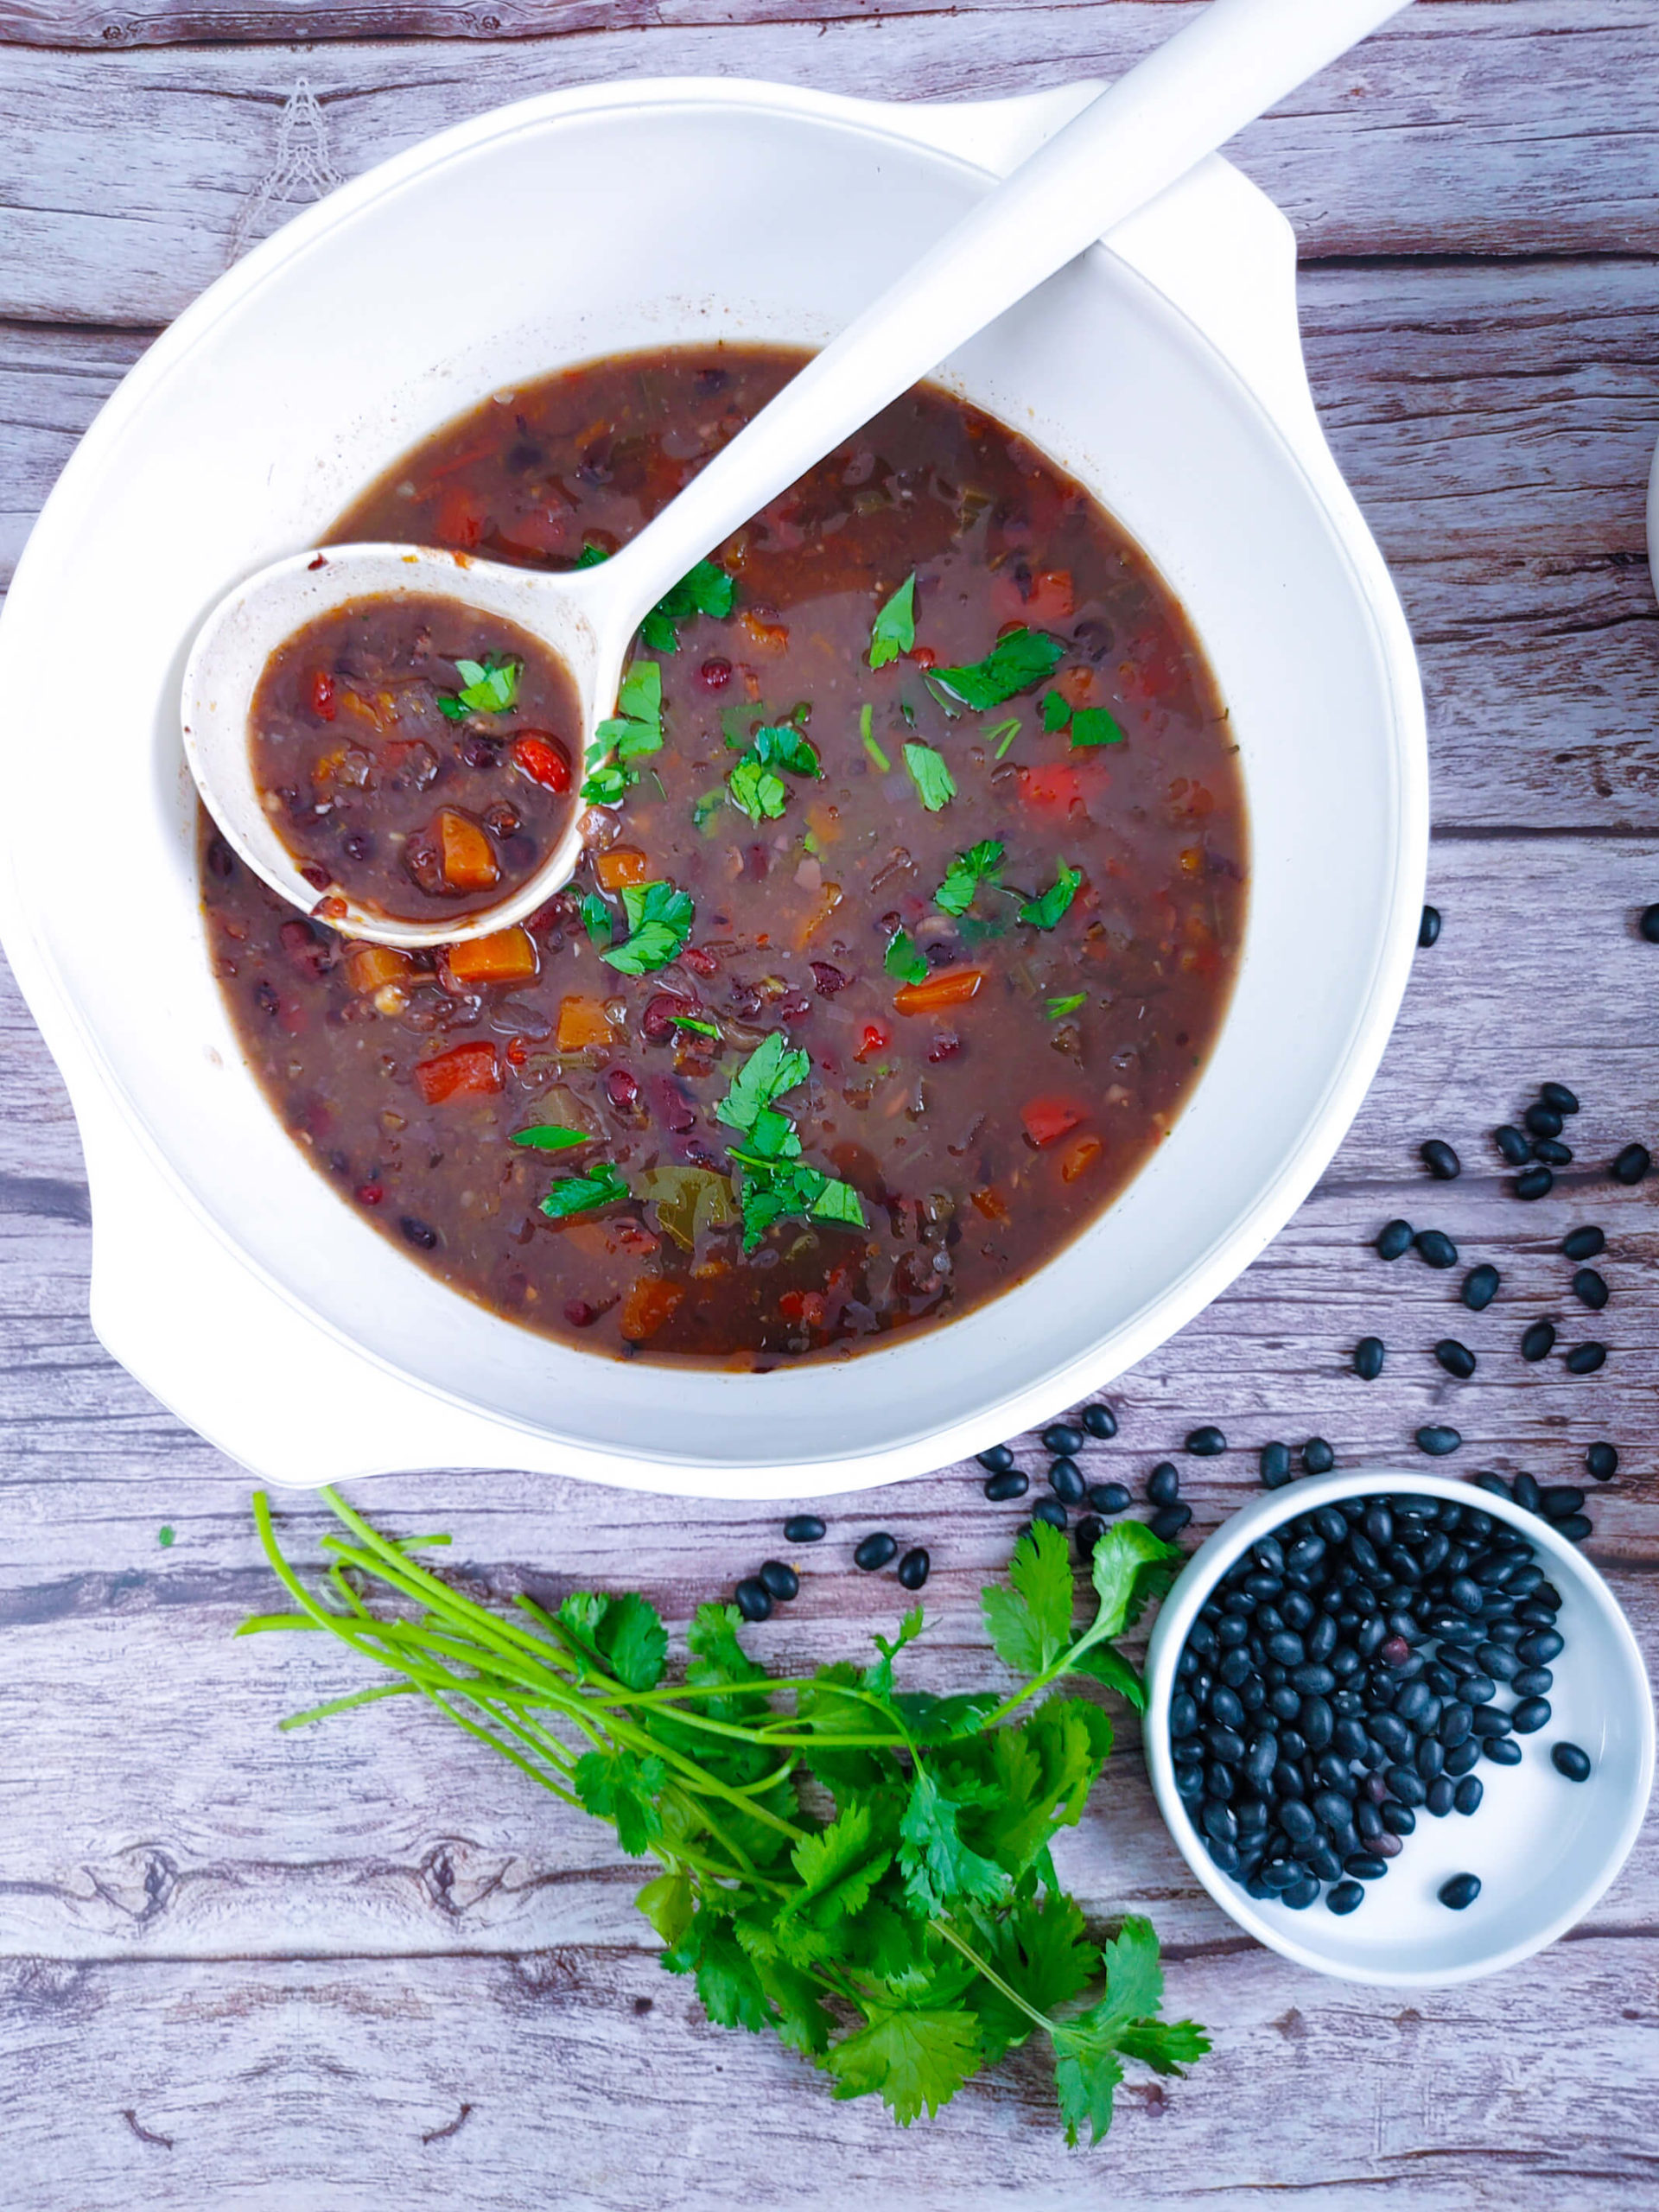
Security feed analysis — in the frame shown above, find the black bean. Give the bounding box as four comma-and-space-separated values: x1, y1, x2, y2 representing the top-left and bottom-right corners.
1281, 1877, 1321, 1911
1438, 1872, 1481, 1910
758, 1560, 799, 1601
1473, 1474, 1511, 1501
1073, 1516, 1103, 1561
1347, 1854, 1389, 1881
1151, 1504, 1192, 1541
1458, 1673, 1497, 1707
1534, 1139, 1573, 1167
1611, 1143, 1650, 1185
1216, 1614, 1249, 1646
1081, 1403, 1117, 1440
1303, 1438, 1336, 1476
1562, 1225, 1605, 1262
729, 1573, 781, 1627
1376, 1218, 1414, 1262
897, 1547, 930, 1592
1278, 1801, 1317, 1847
1354, 1336, 1386, 1381
1414, 1229, 1459, 1269
976, 1444, 1015, 1474
1459, 1264, 1500, 1313
1416, 1427, 1462, 1458
1416, 1738, 1444, 1783
1426, 1776, 1455, 1816
1541, 1083, 1580, 1115
1300, 1696, 1334, 1751
1382, 1802, 1416, 1836
1641, 905, 1659, 945
1048, 1457, 1086, 1504
1147, 1461, 1181, 1505
1483, 1734, 1522, 1766
1030, 1498, 1067, 1531
1200, 1802, 1237, 1845
1370, 1713, 1410, 1758
1434, 1339, 1477, 1381
1525, 1103, 1563, 1140
1418, 905, 1441, 948
1517, 1629, 1563, 1667
1385, 1766, 1427, 1808
1470, 1706, 1512, 1738
1570, 1268, 1609, 1313
398, 1216, 439, 1250
1586, 1441, 1618, 1482
854, 1531, 898, 1571
1552, 1742, 1592, 1783
1327, 1879, 1364, 1915
1554, 1513, 1593, 1542
1515, 1166, 1554, 1200
1521, 1320, 1556, 1363
1260, 1442, 1293, 1490
1565, 1342, 1606, 1376
1185, 1426, 1227, 1458
1313, 1789, 1354, 1834
1511, 1668, 1553, 1699
1493, 1125, 1530, 1166
1041, 1423, 1084, 1456
783, 1515, 826, 1544
1170, 1692, 1199, 1738
1539, 1491, 1585, 1528
1206, 1839, 1241, 1875
1252, 1535, 1287, 1575
983, 1468, 1029, 1503
1088, 1481, 1131, 1515
1421, 1139, 1461, 1181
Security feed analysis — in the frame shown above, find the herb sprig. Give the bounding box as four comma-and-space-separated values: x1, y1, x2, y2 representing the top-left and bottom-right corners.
438, 654, 521, 721
714, 1033, 866, 1250
928, 628, 1064, 712
242, 1496, 1205, 2145
583, 660, 664, 806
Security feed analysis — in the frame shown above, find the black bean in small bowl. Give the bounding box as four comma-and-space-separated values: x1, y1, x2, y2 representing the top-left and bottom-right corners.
1141, 1470, 1653, 1986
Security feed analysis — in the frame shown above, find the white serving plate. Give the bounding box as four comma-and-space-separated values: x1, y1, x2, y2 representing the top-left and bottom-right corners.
0, 79, 1427, 1496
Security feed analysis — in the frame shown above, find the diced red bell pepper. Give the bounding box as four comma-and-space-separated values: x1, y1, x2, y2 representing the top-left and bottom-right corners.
414, 1039, 503, 1105
855, 1020, 891, 1064
511, 732, 572, 792
1022, 1096, 1084, 1149
307, 669, 337, 721
1021, 763, 1085, 811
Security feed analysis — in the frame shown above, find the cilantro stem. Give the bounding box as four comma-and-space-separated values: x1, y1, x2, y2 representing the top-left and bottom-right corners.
933, 1920, 1058, 2039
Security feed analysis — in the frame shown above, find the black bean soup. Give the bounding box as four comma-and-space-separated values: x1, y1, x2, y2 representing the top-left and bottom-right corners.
202, 346, 1247, 1364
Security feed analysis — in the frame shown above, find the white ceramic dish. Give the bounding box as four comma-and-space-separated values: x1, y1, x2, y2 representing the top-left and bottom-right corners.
1142, 1471, 1656, 1986
0, 79, 1427, 1497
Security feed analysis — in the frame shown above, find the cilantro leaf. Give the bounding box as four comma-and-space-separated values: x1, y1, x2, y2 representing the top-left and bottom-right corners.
1052, 2027, 1125, 2149
823, 2005, 981, 2125
810, 1177, 866, 1228
789, 1803, 893, 1928
665, 1913, 775, 2034
864, 1603, 925, 1700
1118, 2018, 1213, 2074
728, 754, 790, 822
571, 1746, 665, 1856
437, 653, 520, 720
1018, 861, 1081, 931
641, 557, 736, 652
903, 742, 956, 812
575, 542, 610, 569
601, 879, 695, 975
1050, 1916, 1205, 2148
884, 929, 929, 986
1040, 690, 1071, 734
981, 1517, 1075, 1676
971, 1888, 1095, 2064
898, 1766, 1007, 1914
935, 839, 1004, 918
735, 1160, 864, 1253
715, 1033, 810, 1138
538, 1161, 630, 1219
749, 722, 822, 779
931, 627, 1065, 709
555, 1589, 668, 1691
868, 573, 917, 670
635, 1870, 694, 1948
1070, 706, 1126, 748
1087, 1517, 1182, 1643
581, 760, 632, 807
509, 1123, 590, 1151
860, 702, 891, 774
580, 891, 613, 947
584, 658, 664, 803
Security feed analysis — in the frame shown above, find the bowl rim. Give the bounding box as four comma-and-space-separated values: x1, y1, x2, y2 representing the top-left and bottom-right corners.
1141, 1467, 1656, 1986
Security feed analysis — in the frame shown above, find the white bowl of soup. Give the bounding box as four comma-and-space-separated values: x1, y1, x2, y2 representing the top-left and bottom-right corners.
0, 79, 1426, 1496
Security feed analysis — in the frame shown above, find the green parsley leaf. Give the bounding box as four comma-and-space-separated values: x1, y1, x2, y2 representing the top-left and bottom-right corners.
934, 838, 1004, 917
884, 929, 929, 986
575, 542, 610, 569
581, 760, 633, 807
982, 1518, 1076, 1676
580, 891, 613, 947
903, 742, 957, 812
641, 557, 736, 653
1041, 689, 1071, 733
749, 722, 822, 779
509, 1123, 590, 1151
931, 627, 1065, 709
715, 1033, 810, 1139
1086, 1516, 1181, 1643
1071, 706, 1126, 748
823, 2005, 981, 2126
572, 1746, 665, 1857
538, 1161, 630, 1219
860, 702, 891, 774
1046, 991, 1087, 1020
868, 572, 917, 670
436, 653, 521, 721
1018, 861, 1082, 931
601, 879, 695, 976
987, 716, 1021, 760
671, 1013, 719, 1039
728, 755, 790, 822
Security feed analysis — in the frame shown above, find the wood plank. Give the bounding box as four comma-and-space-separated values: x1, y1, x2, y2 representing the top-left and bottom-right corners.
0, 3, 1654, 332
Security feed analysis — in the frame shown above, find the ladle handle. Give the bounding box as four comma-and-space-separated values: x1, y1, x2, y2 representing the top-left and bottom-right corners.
600, 0, 1413, 621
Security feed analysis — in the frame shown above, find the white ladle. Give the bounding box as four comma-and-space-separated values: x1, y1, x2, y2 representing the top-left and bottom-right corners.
184, 0, 1412, 949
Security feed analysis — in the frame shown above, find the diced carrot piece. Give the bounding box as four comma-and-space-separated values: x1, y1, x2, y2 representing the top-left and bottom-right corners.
556, 995, 614, 1053
446, 925, 538, 986
594, 846, 650, 891
345, 943, 412, 995
971, 1186, 1010, 1224
619, 1274, 685, 1343
1022, 1096, 1084, 1149
738, 611, 789, 655
796, 882, 842, 949
1059, 1134, 1103, 1182
804, 803, 842, 848
1021, 763, 1085, 810
436, 809, 499, 892
893, 967, 984, 1017
414, 1040, 502, 1105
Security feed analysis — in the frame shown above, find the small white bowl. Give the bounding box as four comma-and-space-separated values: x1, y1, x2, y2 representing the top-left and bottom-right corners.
1142, 1470, 1655, 1986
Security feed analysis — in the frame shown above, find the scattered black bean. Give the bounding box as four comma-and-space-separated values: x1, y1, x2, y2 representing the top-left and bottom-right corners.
1031, 1498, 1067, 1531
1514, 1472, 1542, 1513
1525, 1103, 1563, 1141
1185, 1426, 1227, 1458
734, 1577, 772, 1622
897, 1547, 930, 1592
1640, 905, 1659, 944
1540, 1083, 1580, 1116
854, 1532, 898, 1572
1569, 1268, 1609, 1312
783, 1515, 826, 1545
1041, 1423, 1084, 1456
1586, 1441, 1618, 1482
1611, 1143, 1650, 1185
1511, 1696, 1551, 1734
983, 1468, 1029, 1503
1081, 1403, 1118, 1440
1376, 1218, 1414, 1262
1416, 1426, 1462, 1457
1421, 1140, 1461, 1181
758, 1560, 799, 1601
1562, 1225, 1605, 1262
1521, 1320, 1556, 1363
1565, 1342, 1607, 1376
1434, 1339, 1477, 1381
976, 1444, 1015, 1474
1414, 1229, 1459, 1269
1552, 1742, 1592, 1783
1455, 1268, 1497, 1318
1150, 1503, 1192, 1541
1089, 1481, 1131, 1515
1147, 1462, 1182, 1506
1534, 1139, 1573, 1167
1354, 1337, 1385, 1381
1303, 1438, 1335, 1475
1260, 1442, 1293, 1490
1075, 1516, 1103, 1560
1048, 1457, 1086, 1504
1540, 1489, 1585, 1523
1515, 1166, 1554, 1201
1483, 1735, 1522, 1766
1493, 1125, 1530, 1166
1327, 1879, 1364, 1915
1439, 1872, 1481, 1911
1418, 905, 1441, 948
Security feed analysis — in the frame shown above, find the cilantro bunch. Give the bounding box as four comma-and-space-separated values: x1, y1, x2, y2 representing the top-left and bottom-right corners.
243, 1492, 1207, 2143
714, 1033, 865, 1249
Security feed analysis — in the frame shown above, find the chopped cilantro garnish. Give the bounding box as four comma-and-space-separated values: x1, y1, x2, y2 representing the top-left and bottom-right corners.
539, 1161, 631, 1218
437, 654, 521, 721
1019, 862, 1083, 931
860, 702, 891, 774
713, 1033, 864, 1248
511, 1123, 592, 1150
583, 658, 664, 805
1041, 690, 1071, 734
884, 928, 929, 985
1046, 992, 1087, 1020
641, 558, 736, 653
930, 627, 1065, 710
575, 543, 610, 569
726, 718, 819, 820
868, 573, 917, 671
671, 1014, 720, 1039
580, 892, 613, 947
728, 755, 790, 822
904, 742, 957, 812
935, 838, 1004, 917
737, 1160, 865, 1251
601, 880, 695, 975
987, 716, 1021, 760
691, 786, 726, 833
1070, 706, 1126, 748
748, 723, 822, 778
715, 1032, 810, 1140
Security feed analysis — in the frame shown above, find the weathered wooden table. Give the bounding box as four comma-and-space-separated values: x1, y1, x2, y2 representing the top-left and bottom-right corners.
1, 3, 1655, 2203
